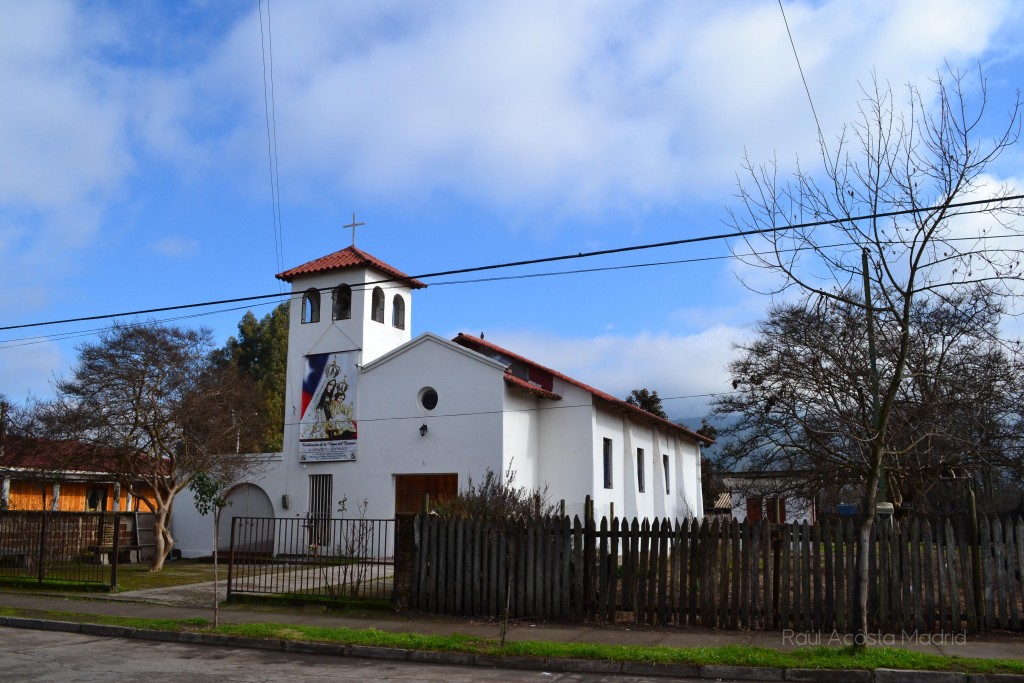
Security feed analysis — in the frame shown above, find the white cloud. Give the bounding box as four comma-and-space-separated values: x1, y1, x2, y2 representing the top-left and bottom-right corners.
0, 2, 136, 313
184, 0, 1021, 212
0, 3, 131, 210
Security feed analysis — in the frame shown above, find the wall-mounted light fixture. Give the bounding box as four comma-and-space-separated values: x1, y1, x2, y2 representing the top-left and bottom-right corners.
419, 423, 429, 437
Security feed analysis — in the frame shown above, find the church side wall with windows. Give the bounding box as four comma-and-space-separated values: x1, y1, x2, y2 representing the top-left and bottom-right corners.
170, 246, 708, 557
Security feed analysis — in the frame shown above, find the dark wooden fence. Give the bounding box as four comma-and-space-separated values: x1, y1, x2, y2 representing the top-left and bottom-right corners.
0, 511, 146, 588
410, 513, 1024, 633
227, 516, 395, 602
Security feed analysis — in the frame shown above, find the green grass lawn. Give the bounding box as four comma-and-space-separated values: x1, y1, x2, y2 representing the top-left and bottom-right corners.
0, 559, 221, 593
2, 605, 1023, 675
112, 560, 221, 592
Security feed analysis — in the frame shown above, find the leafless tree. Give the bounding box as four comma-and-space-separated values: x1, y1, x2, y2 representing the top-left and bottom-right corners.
40, 323, 267, 570
0, 395, 90, 511
727, 66, 1023, 639
713, 288, 1024, 508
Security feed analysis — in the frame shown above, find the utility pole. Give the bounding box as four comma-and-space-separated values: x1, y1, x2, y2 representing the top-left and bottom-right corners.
0, 401, 7, 510
861, 249, 885, 505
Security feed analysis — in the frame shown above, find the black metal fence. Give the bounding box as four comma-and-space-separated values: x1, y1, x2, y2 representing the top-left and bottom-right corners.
0, 511, 135, 589
227, 516, 395, 602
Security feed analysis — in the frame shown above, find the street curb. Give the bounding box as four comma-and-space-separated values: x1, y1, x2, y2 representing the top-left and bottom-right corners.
703, 663, 784, 680
544, 656, 621, 673
786, 668, 872, 682
875, 670, 966, 683
623, 661, 702, 678
0, 618, 1010, 682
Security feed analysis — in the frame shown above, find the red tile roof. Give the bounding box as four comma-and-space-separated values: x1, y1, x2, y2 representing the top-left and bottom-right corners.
1, 435, 122, 476
503, 372, 562, 400
275, 246, 427, 288
453, 334, 714, 445
1, 435, 167, 478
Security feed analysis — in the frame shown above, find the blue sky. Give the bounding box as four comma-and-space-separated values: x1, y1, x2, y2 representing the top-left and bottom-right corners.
2, 0, 1023, 420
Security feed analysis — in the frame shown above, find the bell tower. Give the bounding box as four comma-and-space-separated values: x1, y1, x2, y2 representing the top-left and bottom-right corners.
276, 245, 425, 467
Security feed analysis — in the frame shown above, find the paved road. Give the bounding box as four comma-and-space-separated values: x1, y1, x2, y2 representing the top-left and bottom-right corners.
0, 628, 703, 682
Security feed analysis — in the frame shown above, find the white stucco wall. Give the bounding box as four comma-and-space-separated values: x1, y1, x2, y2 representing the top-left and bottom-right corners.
567, 402, 706, 524
501, 390, 540, 489
535, 383, 595, 520
353, 334, 508, 520
590, 407, 624, 520
729, 495, 814, 525
726, 477, 815, 525
271, 264, 415, 524
172, 249, 711, 556
171, 453, 286, 558
676, 436, 704, 519
282, 268, 412, 484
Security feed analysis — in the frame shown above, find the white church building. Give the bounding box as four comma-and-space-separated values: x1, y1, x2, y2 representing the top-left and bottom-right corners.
173, 244, 711, 556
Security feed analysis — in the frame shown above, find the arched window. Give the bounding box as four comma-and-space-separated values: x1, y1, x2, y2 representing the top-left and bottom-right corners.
392, 294, 406, 329
302, 288, 320, 324
332, 284, 352, 320
371, 286, 385, 323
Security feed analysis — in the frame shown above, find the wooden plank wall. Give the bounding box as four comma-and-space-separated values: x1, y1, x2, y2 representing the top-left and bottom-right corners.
5, 481, 155, 512
411, 513, 1024, 633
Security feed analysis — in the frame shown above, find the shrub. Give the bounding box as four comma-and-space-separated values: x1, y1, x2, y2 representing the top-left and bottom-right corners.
431, 462, 557, 522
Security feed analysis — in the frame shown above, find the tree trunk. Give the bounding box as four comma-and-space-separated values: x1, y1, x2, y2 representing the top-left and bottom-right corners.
150, 508, 174, 571
212, 507, 220, 627
854, 452, 883, 645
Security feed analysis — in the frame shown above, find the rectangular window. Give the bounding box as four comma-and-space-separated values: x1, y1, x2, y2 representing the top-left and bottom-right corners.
85, 487, 107, 512
602, 438, 613, 489
308, 474, 333, 546
747, 497, 764, 523
663, 454, 670, 494
767, 497, 786, 523
636, 448, 645, 493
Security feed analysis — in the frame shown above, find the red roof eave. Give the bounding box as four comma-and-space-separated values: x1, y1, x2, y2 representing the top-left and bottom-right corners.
1, 435, 170, 478
454, 333, 714, 446
503, 373, 562, 401
275, 245, 426, 288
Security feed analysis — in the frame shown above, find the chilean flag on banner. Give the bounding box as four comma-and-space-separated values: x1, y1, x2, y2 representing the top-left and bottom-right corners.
301, 354, 330, 419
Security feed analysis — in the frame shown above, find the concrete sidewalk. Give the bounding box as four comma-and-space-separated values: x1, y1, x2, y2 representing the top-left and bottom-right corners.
2, 581, 1023, 663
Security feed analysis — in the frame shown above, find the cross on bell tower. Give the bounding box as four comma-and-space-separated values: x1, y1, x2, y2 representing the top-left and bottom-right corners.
343, 212, 365, 247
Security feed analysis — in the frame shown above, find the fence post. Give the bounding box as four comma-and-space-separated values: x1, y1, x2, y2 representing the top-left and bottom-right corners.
37, 512, 47, 583
771, 522, 781, 628
226, 516, 236, 601
392, 515, 415, 610
968, 486, 984, 626
110, 513, 121, 591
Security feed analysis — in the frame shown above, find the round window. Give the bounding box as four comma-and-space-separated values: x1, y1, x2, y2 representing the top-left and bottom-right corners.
419, 387, 439, 411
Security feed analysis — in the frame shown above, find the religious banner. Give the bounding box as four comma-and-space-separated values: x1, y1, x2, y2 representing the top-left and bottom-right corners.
299, 352, 358, 462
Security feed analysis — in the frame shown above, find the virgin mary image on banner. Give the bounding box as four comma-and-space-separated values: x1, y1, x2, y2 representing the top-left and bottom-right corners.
299, 352, 358, 462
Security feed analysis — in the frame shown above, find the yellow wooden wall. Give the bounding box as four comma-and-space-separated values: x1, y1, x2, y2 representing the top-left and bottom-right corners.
5, 480, 155, 512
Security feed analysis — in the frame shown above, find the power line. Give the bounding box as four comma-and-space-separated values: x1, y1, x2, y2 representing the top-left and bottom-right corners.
258, 0, 285, 283
777, 0, 827, 150
0, 300, 284, 350
5, 225, 1014, 348
2, 193, 1022, 335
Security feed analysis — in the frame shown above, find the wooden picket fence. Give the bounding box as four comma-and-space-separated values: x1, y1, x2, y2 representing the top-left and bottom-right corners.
410, 513, 1024, 633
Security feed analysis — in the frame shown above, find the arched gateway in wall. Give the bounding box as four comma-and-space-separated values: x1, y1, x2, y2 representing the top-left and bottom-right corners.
217, 484, 275, 554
